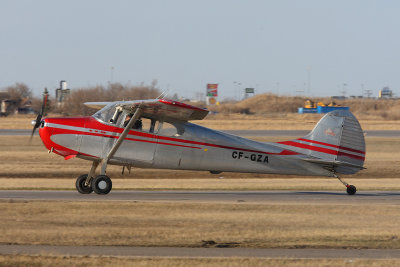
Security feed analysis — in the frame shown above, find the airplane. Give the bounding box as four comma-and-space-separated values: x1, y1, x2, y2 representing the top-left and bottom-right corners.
32, 98, 366, 195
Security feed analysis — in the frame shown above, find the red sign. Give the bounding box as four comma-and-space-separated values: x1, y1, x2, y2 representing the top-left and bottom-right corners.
207, 84, 218, 97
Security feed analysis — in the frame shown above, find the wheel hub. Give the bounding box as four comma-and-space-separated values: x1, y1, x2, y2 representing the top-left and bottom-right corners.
98, 180, 107, 190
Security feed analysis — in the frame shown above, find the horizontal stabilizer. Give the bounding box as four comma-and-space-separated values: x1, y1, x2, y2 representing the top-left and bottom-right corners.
302, 158, 366, 170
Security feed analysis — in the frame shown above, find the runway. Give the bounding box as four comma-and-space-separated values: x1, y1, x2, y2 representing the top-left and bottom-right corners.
1, 244, 400, 259
1, 190, 399, 204
3, 129, 400, 137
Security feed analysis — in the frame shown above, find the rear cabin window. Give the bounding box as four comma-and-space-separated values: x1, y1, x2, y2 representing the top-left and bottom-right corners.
159, 121, 184, 137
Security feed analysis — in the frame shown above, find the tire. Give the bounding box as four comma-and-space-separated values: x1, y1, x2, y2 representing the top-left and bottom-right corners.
346, 185, 357, 195
92, 175, 112, 195
76, 174, 93, 194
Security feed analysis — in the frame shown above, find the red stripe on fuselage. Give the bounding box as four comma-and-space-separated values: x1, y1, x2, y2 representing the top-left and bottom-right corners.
45, 117, 300, 156
279, 140, 365, 161
297, 138, 365, 155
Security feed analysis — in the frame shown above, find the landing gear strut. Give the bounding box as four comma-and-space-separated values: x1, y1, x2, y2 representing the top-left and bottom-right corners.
338, 177, 357, 195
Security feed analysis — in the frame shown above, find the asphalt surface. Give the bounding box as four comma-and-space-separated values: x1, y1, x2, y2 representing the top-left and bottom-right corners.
3, 129, 400, 137
1, 245, 400, 259
1, 190, 399, 204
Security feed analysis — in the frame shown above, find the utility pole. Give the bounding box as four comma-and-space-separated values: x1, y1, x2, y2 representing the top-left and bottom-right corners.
110, 66, 114, 83
307, 67, 311, 96
341, 83, 347, 97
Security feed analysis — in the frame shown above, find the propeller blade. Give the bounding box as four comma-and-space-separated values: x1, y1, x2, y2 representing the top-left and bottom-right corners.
30, 88, 49, 142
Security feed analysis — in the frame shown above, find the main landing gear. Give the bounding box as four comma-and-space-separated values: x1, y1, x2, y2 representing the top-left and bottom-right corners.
75, 161, 113, 195
337, 176, 357, 195
75, 174, 113, 195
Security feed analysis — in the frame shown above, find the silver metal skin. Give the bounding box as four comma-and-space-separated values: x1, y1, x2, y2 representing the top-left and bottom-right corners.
44, 101, 365, 181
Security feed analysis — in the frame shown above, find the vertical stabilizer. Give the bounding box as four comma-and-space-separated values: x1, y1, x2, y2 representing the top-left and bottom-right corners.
278, 110, 365, 174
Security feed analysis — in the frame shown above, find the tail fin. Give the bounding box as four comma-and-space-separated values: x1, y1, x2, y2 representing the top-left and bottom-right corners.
279, 110, 365, 174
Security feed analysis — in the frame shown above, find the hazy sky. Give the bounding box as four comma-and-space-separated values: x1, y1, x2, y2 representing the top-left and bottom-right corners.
1, 0, 400, 99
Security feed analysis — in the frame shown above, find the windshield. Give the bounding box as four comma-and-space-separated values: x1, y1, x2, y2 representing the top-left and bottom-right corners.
93, 104, 123, 125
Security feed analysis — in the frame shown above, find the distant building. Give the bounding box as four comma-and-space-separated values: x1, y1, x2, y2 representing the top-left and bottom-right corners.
0, 91, 33, 116
56, 80, 70, 108
379, 86, 392, 99
0, 92, 11, 116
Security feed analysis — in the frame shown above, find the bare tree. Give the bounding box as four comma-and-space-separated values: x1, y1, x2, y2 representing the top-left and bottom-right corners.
60, 82, 161, 116
6, 83, 32, 105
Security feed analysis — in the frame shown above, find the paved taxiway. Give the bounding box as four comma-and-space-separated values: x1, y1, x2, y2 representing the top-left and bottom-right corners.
1, 190, 399, 204
1, 245, 400, 259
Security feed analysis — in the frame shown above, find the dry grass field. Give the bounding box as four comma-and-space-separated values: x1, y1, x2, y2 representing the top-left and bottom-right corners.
1, 255, 399, 267
1, 201, 399, 249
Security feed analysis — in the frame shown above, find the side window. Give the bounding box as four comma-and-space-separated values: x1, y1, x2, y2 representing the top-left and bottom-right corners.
159, 121, 184, 137
124, 116, 159, 134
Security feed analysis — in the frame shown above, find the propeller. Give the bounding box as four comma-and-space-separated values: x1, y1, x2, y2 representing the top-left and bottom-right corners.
30, 88, 49, 141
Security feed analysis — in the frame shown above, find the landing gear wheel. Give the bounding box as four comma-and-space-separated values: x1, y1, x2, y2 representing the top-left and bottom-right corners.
346, 185, 357, 195
92, 175, 112, 195
76, 174, 93, 194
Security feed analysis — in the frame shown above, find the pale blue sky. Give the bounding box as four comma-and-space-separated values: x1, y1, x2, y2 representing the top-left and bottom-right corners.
1, 0, 399, 99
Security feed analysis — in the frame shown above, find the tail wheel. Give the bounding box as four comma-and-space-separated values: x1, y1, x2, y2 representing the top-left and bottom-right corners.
346, 185, 357, 195
92, 175, 112, 195
76, 174, 93, 194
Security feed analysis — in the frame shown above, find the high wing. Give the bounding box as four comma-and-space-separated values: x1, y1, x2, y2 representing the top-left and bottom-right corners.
85, 99, 209, 121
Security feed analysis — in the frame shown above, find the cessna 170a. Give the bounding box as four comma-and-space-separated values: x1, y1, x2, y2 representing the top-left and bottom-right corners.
32, 99, 365, 195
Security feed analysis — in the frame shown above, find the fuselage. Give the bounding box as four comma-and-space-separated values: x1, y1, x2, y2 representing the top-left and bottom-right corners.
38, 115, 335, 177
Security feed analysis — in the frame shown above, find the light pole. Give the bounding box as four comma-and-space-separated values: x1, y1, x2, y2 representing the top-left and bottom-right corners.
233, 81, 241, 101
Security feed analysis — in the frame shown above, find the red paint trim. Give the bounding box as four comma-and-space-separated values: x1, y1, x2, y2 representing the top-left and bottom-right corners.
44, 117, 300, 157
64, 154, 77, 160
298, 138, 365, 155
279, 141, 338, 155
297, 138, 339, 149
279, 140, 365, 161
337, 151, 365, 161
159, 99, 208, 112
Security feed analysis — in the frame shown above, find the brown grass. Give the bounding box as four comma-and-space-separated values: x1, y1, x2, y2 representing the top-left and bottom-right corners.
1, 255, 398, 267
0, 201, 399, 249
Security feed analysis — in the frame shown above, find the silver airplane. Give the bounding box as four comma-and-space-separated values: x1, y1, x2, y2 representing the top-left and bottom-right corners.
33, 99, 365, 195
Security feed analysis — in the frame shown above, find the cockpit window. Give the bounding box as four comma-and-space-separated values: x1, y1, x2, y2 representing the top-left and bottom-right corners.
93, 105, 123, 125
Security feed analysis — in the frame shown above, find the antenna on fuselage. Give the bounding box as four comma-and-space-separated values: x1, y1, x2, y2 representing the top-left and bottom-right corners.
157, 89, 169, 99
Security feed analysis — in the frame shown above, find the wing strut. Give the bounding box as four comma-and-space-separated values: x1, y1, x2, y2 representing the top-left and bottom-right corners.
100, 103, 144, 175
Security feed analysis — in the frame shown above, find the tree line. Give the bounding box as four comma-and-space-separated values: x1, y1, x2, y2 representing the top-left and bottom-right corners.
3, 81, 161, 116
